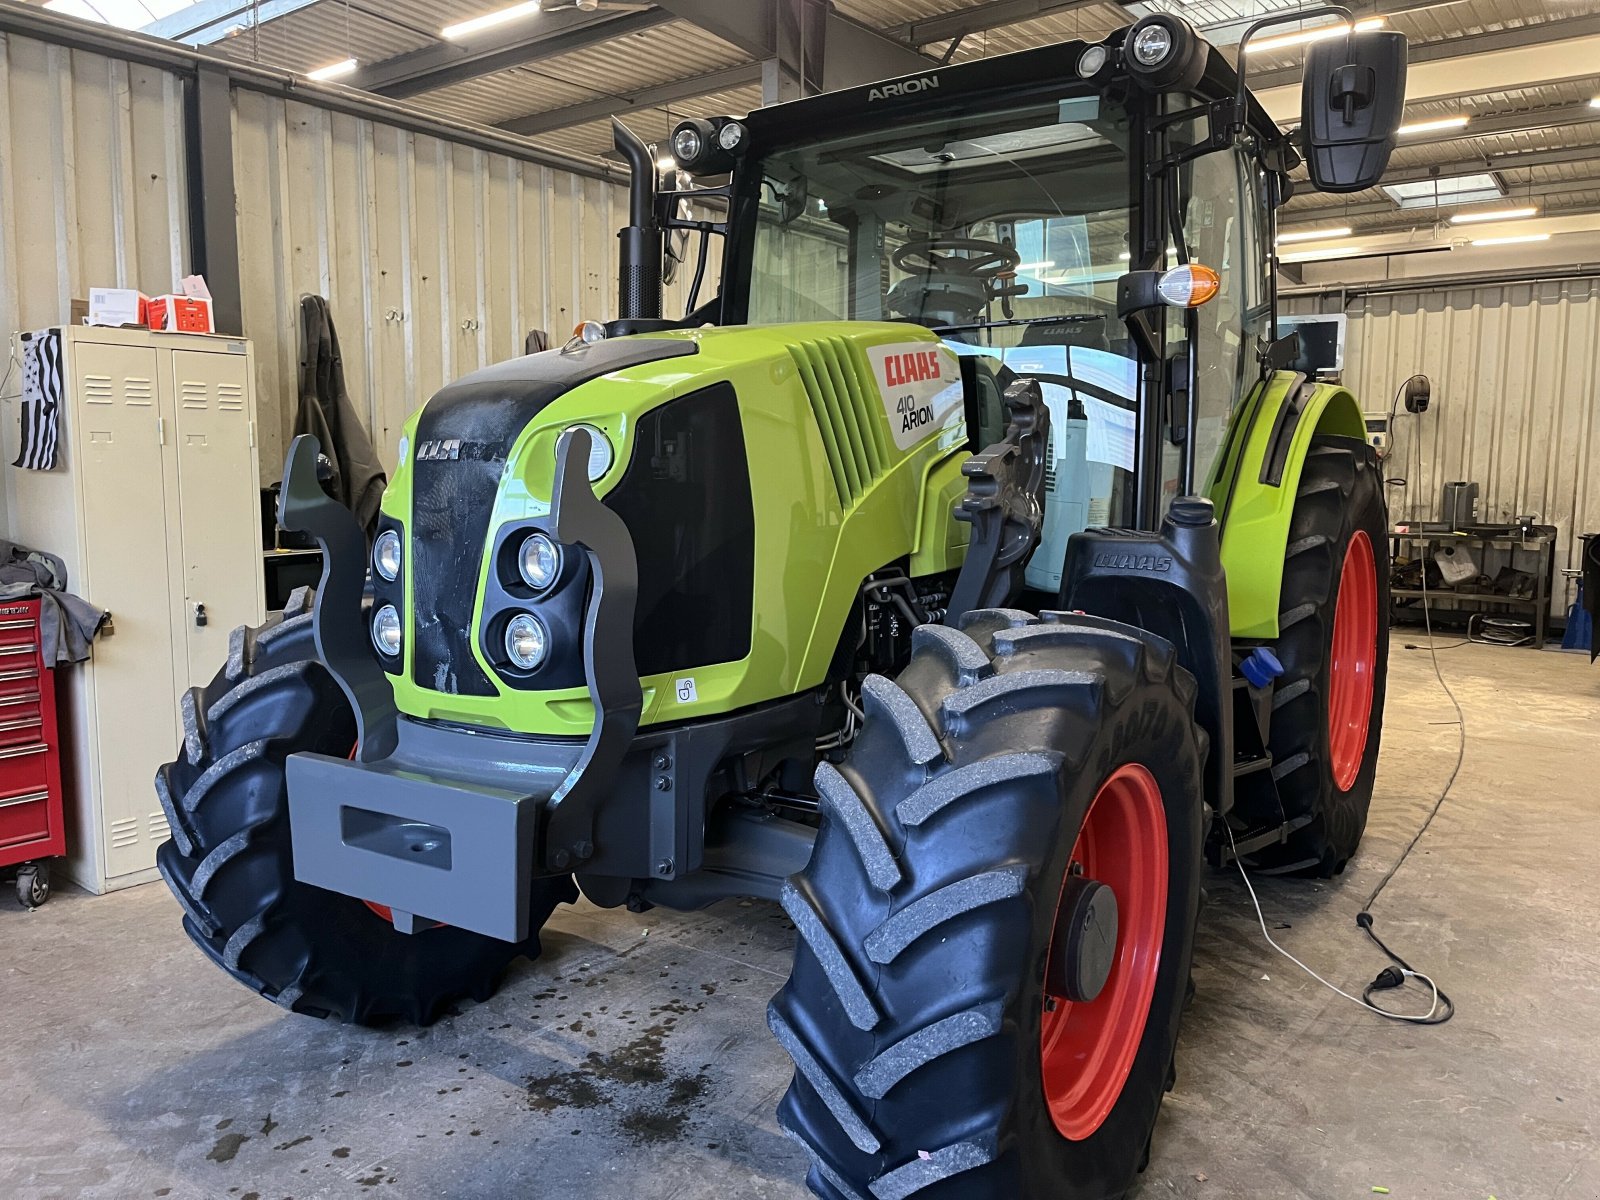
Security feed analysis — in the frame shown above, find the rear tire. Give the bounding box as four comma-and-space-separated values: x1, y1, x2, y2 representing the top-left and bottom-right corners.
771, 610, 1205, 1200
1258, 436, 1390, 875
156, 598, 576, 1025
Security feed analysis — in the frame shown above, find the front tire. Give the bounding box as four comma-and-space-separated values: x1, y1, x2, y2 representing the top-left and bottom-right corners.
771, 610, 1205, 1200
155, 596, 576, 1025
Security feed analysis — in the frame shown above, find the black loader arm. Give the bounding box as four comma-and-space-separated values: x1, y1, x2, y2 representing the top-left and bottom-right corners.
946, 378, 1050, 622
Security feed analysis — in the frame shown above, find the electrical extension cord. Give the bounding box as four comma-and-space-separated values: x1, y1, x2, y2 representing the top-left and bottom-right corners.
1224, 559, 1461, 1026
1224, 820, 1449, 1024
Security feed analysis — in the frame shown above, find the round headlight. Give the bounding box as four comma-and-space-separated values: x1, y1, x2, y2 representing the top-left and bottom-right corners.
716, 120, 747, 152
505, 613, 548, 671
568, 423, 614, 482
372, 604, 402, 658
672, 125, 702, 163
373, 530, 401, 581
519, 533, 561, 590
1131, 24, 1174, 66
1076, 44, 1109, 78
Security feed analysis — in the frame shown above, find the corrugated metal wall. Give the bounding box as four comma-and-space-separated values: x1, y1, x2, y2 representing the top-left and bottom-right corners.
234, 90, 710, 481
1285, 282, 1600, 618
0, 31, 188, 530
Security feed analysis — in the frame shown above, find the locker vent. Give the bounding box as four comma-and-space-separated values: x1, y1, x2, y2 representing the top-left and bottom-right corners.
217, 383, 245, 412
125, 378, 154, 406
785, 337, 889, 507
1044, 428, 1058, 494
179, 381, 208, 410
83, 375, 114, 405
109, 816, 140, 849
148, 811, 170, 843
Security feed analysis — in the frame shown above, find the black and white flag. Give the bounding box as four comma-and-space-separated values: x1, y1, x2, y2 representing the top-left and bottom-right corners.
13, 329, 62, 470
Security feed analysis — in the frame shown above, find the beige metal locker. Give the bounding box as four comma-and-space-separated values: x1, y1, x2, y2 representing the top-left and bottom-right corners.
3, 326, 265, 894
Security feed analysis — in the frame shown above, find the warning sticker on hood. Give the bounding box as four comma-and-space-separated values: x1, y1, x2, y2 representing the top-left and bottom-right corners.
866, 342, 964, 451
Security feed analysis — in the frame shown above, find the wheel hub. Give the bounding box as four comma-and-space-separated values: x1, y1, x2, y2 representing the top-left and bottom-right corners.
1047, 877, 1120, 1003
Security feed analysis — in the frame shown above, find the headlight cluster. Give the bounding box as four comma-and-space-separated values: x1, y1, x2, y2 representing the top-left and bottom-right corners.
370, 521, 406, 670
482, 525, 586, 684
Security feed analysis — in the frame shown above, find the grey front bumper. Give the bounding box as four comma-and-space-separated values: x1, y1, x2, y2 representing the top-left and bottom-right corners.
288, 717, 578, 942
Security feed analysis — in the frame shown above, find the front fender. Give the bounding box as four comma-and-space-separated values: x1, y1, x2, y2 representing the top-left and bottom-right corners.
1207, 371, 1367, 640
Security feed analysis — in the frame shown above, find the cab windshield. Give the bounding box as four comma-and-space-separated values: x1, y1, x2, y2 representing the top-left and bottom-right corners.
748, 94, 1132, 345
747, 94, 1140, 538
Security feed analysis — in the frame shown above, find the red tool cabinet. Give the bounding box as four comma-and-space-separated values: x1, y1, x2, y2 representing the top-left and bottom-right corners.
0, 598, 64, 906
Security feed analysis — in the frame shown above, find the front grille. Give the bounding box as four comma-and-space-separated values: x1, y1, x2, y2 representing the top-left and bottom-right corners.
787, 337, 891, 507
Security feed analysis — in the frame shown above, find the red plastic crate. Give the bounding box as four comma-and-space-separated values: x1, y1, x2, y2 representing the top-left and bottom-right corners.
0, 599, 65, 869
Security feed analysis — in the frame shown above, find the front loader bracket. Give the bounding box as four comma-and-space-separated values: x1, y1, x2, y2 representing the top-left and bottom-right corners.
279, 433, 399, 762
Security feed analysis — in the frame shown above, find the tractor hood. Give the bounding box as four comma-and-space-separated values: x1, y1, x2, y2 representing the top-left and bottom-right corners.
399, 337, 697, 701
375, 322, 970, 738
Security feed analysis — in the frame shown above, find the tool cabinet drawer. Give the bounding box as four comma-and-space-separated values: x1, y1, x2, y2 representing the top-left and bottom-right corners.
0, 755, 53, 851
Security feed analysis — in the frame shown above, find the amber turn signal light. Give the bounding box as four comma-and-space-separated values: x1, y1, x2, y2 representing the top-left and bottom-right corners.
1155, 263, 1221, 308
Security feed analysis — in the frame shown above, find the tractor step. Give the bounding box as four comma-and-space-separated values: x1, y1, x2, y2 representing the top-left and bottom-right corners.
1210, 814, 1315, 865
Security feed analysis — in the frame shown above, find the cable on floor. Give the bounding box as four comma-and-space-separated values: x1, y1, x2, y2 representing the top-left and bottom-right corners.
1227, 561, 1460, 1025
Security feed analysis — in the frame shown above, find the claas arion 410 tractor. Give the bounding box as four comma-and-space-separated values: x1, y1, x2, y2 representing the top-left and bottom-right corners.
157, 11, 1407, 1198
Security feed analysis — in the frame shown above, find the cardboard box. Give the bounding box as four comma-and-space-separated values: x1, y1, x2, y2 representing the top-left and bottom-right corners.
86, 287, 147, 327
147, 294, 214, 334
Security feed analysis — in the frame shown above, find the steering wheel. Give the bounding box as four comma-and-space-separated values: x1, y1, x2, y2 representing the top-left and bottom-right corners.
892, 237, 1021, 283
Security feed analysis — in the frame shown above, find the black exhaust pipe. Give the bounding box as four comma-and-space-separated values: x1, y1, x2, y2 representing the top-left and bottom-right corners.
612, 118, 662, 322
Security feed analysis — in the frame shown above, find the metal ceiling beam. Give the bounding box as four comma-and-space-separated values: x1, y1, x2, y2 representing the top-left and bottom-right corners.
355, 8, 673, 98
651, 0, 778, 58
1382, 143, 1600, 185
888, 0, 1103, 47
1397, 103, 1600, 149
498, 62, 763, 138
1286, 175, 1600, 222
143, 0, 323, 46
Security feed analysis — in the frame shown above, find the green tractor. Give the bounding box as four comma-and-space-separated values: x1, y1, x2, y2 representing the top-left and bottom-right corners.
157, 10, 1406, 1198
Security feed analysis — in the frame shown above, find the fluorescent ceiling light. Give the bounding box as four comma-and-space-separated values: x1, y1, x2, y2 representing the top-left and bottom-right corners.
1246, 16, 1385, 54
1277, 226, 1353, 244
1382, 173, 1504, 210
442, 1, 542, 40
1117, 251, 1132, 261
1280, 246, 1366, 263
1015, 261, 1055, 271
1397, 115, 1469, 136
1449, 206, 1538, 225
655, 156, 675, 171
306, 58, 358, 81
1591, 97, 1600, 109
46, 0, 192, 29
1471, 233, 1552, 246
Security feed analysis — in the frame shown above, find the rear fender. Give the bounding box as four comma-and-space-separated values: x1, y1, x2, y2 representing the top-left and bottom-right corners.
1207, 372, 1366, 640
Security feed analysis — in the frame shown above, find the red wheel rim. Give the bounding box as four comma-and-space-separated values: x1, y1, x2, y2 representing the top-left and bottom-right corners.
1328, 530, 1378, 792
1040, 763, 1168, 1141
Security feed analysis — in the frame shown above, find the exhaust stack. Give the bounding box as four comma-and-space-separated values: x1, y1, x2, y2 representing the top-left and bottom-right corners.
612, 118, 663, 322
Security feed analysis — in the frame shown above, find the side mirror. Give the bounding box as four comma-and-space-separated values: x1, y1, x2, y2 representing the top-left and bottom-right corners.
1300, 29, 1407, 193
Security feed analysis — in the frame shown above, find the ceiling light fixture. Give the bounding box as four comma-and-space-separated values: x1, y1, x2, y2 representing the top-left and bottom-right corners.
1591, 97, 1600, 110
1396, 115, 1469, 136
1448, 206, 1538, 225
306, 57, 358, 81
1279, 246, 1367, 263
1471, 233, 1552, 246
1246, 16, 1385, 54
1277, 226, 1353, 244
1015, 260, 1055, 271
442, 1, 542, 40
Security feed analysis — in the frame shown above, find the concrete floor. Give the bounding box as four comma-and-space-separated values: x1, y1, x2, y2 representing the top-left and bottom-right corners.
2, 639, 1597, 1200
